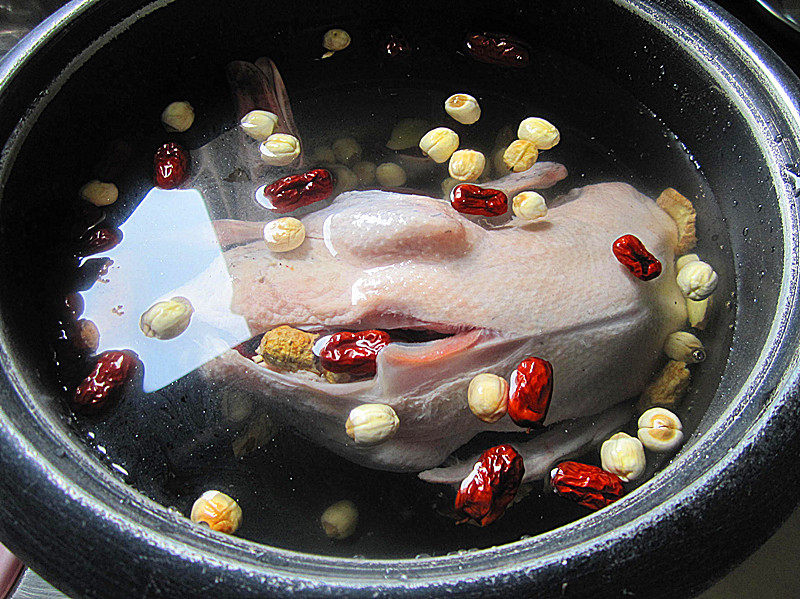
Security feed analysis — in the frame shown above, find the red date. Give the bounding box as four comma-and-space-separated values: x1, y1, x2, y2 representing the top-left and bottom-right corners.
76, 227, 122, 257
154, 142, 190, 189
465, 32, 530, 68
262, 169, 333, 213
455, 444, 524, 526
550, 461, 624, 510
451, 184, 508, 217
508, 357, 553, 428
73, 350, 138, 413
385, 32, 410, 57
612, 234, 662, 281
319, 330, 390, 377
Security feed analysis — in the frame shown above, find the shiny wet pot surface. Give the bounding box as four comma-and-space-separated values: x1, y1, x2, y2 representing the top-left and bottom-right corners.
0, 0, 799, 597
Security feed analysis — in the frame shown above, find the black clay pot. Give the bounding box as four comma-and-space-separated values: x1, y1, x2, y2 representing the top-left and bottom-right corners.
0, 0, 799, 597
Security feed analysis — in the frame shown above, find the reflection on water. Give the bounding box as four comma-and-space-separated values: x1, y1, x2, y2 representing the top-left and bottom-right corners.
80, 188, 250, 391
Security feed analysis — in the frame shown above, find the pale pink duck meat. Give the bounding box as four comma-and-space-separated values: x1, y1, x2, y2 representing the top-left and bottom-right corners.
200, 168, 687, 479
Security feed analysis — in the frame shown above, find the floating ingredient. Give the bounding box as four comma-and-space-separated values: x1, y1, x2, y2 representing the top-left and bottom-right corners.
375, 162, 407, 187
517, 117, 560, 150
76, 319, 100, 354
353, 161, 376, 186
80, 180, 118, 207
153, 142, 189, 189
600, 432, 646, 482
503, 139, 538, 172
419, 127, 459, 163
190, 490, 242, 534
256, 325, 318, 372
448, 149, 485, 181
72, 349, 139, 413
676, 260, 718, 300
332, 137, 361, 166
550, 461, 624, 510
263, 217, 306, 252
508, 357, 553, 428
321, 500, 358, 540
384, 32, 410, 57
240, 109, 279, 141
455, 444, 524, 526
260, 133, 301, 166
450, 184, 507, 216
512, 191, 547, 221
310, 145, 336, 164
676, 253, 700, 271
76, 227, 122, 257
637, 360, 691, 411
612, 234, 662, 281
160, 101, 194, 133
386, 118, 430, 150
656, 188, 697, 254
687, 296, 712, 329
663, 331, 705, 363
345, 403, 400, 446
464, 32, 531, 67
445, 93, 481, 125
319, 330, 390, 377
139, 297, 194, 340
260, 169, 333, 212
323, 28, 351, 52
467, 373, 509, 423
637, 407, 684, 452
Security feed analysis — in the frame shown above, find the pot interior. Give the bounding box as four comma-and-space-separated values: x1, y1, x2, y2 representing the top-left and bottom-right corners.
0, 0, 788, 564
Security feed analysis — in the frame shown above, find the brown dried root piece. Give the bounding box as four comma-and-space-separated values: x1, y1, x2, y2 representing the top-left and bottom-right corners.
256, 325, 319, 372
657, 188, 697, 255
637, 360, 691, 412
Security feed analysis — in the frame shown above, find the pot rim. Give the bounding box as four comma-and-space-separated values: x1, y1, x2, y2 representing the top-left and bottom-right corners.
0, 0, 799, 596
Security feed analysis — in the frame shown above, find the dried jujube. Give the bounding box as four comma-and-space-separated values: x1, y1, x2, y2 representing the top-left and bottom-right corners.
455, 444, 524, 526
612, 234, 662, 281
508, 357, 553, 428
319, 330, 390, 377
76, 227, 122, 257
73, 349, 139, 413
464, 32, 531, 68
154, 142, 190, 189
451, 184, 507, 217
550, 461, 624, 510
262, 169, 333, 213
